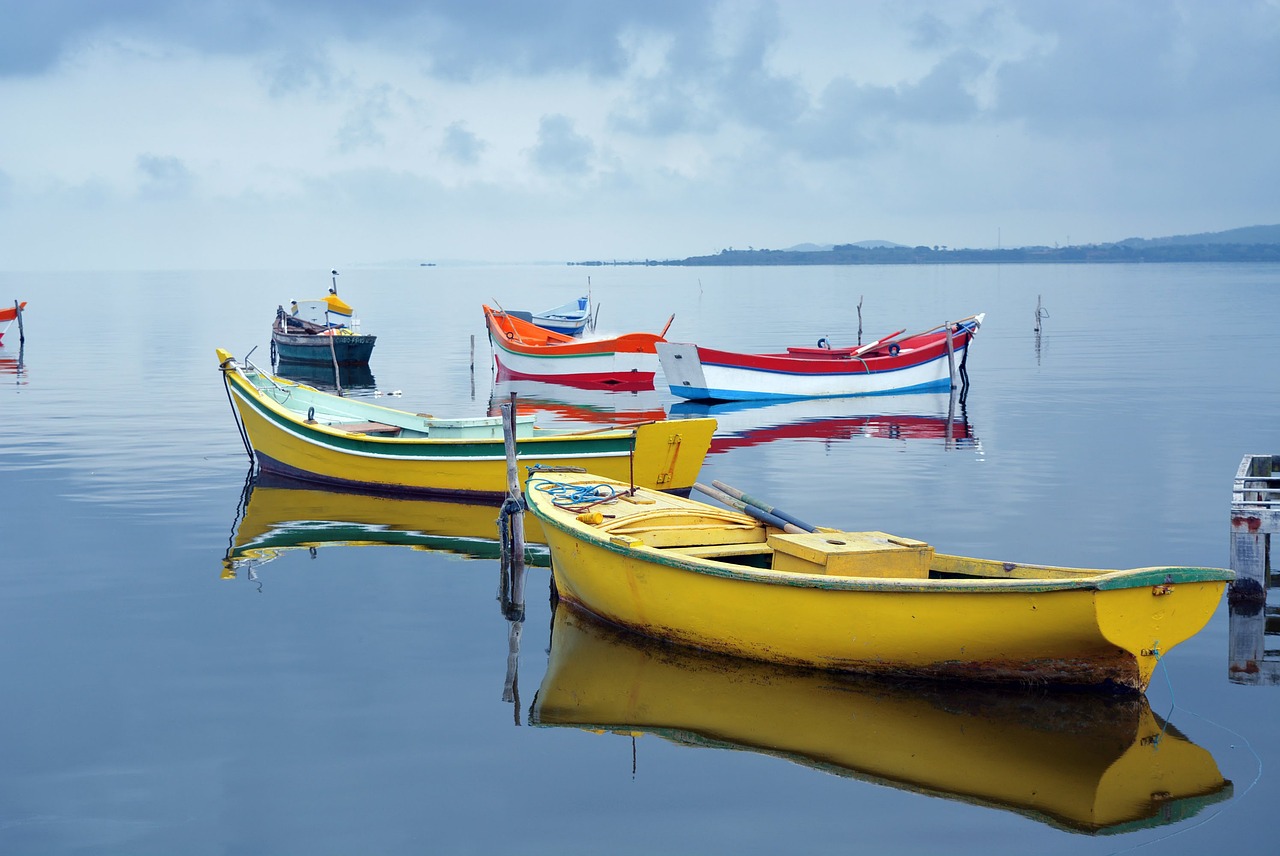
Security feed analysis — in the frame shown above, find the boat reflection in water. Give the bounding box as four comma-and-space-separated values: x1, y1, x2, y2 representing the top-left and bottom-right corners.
531, 605, 1231, 835
222, 471, 548, 581
0, 346, 27, 384
488, 378, 669, 430
272, 359, 377, 395
668, 391, 977, 455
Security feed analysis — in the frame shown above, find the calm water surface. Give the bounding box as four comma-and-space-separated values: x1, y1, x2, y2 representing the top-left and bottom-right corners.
1, 263, 1276, 854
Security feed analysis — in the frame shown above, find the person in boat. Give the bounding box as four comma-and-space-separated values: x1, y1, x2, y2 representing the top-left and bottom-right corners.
290, 300, 299, 316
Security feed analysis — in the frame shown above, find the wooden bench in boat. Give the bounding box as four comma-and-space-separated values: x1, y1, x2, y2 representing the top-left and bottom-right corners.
665, 542, 776, 559
326, 420, 402, 436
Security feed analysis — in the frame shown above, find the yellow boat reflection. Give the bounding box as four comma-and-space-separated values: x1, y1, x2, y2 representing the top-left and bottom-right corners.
531, 605, 1232, 834
223, 472, 548, 579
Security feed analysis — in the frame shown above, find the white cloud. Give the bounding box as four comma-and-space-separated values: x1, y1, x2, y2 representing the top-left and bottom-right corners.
0, 0, 1276, 269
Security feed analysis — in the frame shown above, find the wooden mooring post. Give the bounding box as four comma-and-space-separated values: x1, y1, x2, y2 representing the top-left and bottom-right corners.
15, 300, 24, 345
1227, 454, 1280, 685
1230, 454, 1278, 601
498, 392, 527, 620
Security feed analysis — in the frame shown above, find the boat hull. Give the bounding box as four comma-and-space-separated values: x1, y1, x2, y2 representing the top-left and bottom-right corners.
531, 296, 590, 336
272, 330, 377, 365
485, 304, 661, 388
527, 475, 1230, 691
218, 351, 715, 499
492, 348, 657, 389
658, 337, 973, 401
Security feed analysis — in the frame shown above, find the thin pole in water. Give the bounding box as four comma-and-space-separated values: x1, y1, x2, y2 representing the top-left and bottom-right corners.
945, 324, 956, 390
501, 392, 526, 613
328, 333, 342, 396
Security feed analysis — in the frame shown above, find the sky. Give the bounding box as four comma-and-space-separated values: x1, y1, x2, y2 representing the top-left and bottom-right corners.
1, 0, 1277, 270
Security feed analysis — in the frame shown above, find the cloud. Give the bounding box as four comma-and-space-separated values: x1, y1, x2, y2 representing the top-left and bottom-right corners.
440, 121, 485, 165
2, 0, 1278, 269
135, 154, 194, 200
528, 115, 594, 176
335, 84, 396, 152
260, 47, 337, 98
0, 0, 717, 80
992, 0, 1280, 130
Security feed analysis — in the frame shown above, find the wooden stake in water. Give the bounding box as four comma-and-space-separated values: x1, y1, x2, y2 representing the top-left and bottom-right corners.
501, 393, 526, 610
15, 300, 24, 345
328, 332, 342, 396
945, 323, 956, 390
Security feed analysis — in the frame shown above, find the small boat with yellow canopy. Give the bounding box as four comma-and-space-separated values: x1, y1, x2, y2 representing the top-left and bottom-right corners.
525, 472, 1232, 691
271, 271, 376, 365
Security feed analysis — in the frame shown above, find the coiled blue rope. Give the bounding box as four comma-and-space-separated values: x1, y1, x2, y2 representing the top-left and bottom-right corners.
526, 477, 622, 511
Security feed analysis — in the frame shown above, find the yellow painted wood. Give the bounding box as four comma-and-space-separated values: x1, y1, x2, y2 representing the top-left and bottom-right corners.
768, 531, 933, 578
218, 349, 716, 497
527, 472, 1232, 690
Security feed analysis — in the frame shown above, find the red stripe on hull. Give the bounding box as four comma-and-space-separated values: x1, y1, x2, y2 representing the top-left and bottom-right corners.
494, 359, 656, 392
699, 330, 974, 376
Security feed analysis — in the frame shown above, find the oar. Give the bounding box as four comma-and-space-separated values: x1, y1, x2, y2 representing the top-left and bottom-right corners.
852, 328, 905, 356
659, 313, 675, 338
694, 483, 808, 534
711, 480, 817, 532
873, 314, 983, 351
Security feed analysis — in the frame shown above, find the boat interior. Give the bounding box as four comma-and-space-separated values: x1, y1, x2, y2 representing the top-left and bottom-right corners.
562, 487, 1113, 583
240, 360, 538, 440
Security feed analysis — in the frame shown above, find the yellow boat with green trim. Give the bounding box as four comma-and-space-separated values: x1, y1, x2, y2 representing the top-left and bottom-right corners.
525, 472, 1233, 691
532, 605, 1232, 834
217, 349, 715, 499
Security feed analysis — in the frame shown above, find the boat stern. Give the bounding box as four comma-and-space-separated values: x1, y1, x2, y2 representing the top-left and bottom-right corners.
1094, 568, 1232, 690
657, 342, 711, 399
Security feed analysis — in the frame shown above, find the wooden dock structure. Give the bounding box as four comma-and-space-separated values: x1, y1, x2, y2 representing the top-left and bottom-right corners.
1228, 454, 1280, 685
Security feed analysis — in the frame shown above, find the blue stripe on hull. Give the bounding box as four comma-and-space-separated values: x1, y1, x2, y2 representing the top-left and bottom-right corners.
668, 377, 953, 402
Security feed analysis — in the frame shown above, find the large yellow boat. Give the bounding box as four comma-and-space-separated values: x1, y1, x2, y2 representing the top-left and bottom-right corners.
217, 349, 715, 499
525, 472, 1233, 691
532, 605, 1232, 834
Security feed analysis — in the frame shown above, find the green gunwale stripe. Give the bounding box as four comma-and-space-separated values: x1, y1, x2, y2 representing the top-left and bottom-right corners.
232, 380, 635, 460
529, 501, 1234, 594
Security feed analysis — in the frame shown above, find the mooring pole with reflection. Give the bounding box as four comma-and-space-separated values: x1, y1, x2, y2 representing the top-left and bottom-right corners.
1227, 454, 1279, 684
499, 392, 527, 620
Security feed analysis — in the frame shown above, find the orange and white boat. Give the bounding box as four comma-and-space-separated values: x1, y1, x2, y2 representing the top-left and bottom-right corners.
483, 304, 673, 390
0, 301, 26, 345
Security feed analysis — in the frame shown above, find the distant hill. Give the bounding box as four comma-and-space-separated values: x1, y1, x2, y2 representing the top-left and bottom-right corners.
782, 243, 834, 252
784, 240, 904, 252
1117, 224, 1280, 247
568, 225, 1280, 267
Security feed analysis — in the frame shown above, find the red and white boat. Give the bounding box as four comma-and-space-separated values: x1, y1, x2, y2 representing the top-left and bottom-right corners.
656, 314, 983, 401
483, 304, 673, 390
0, 301, 26, 345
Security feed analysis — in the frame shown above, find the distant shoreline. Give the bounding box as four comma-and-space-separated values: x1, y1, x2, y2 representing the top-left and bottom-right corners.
570, 243, 1280, 267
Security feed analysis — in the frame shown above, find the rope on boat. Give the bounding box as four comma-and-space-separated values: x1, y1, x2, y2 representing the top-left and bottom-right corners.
526, 477, 622, 512
220, 358, 255, 462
